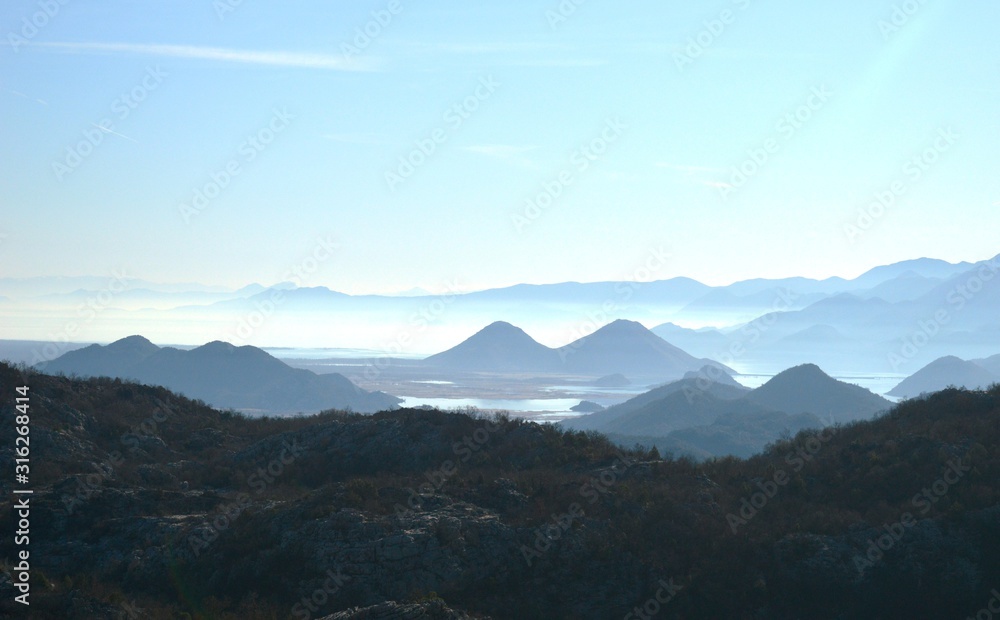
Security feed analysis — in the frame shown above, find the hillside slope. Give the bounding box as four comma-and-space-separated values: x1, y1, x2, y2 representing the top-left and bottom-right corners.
1, 362, 999, 619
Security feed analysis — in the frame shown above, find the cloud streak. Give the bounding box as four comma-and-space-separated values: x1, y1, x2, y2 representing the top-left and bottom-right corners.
31, 42, 374, 71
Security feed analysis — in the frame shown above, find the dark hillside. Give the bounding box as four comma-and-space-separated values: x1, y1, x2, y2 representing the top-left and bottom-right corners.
1, 361, 999, 619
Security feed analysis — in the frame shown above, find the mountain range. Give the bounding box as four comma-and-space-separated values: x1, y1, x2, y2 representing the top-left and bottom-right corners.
3, 254, 998, 374
37, 335, 401, 414
423, 319, 732, 379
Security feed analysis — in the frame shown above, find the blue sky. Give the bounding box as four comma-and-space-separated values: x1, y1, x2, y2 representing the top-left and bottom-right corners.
1, 0, 997, 294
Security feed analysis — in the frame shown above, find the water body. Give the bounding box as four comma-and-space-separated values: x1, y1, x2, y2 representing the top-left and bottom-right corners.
398, 396, 584, 414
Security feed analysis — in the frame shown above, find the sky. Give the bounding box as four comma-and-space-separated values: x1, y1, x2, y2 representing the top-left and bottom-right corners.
1, 0, 997, 295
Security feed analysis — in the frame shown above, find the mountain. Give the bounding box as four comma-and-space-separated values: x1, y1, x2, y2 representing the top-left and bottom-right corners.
682, 364, 745, 388
422, 321, 560, 371
744, 364, 892, 423
848, 257, 975, 290
564, 375, 750, 433
565, 364, 891, 456
974, 353, 1000, 376
888, 355, 1000, 398
40, 334, 160, 377
557, 319, 731, 378
854, 271, 944, 303
650, 322, 732, 359
38, 336, 400, 414
422, 319, 729, 379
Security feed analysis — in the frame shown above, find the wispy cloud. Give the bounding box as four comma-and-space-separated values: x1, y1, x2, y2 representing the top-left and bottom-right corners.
31, 42, 375, 71
4, 88, 48, 105
91, 122, 138, 144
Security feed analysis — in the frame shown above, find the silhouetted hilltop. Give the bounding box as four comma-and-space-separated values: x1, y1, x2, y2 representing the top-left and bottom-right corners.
557, 319, 731, 378
422, 321, 559, 371
37, 336, 400, 414
566, 364, 891, 457
1, 361, 999, 619
745, 363, 891, 423
889, 355, 999, 398
422, 319, 729, 379
41, 334, 160, 377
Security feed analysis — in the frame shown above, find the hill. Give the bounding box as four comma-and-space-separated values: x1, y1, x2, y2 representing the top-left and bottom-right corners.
557, 319, 731, 379
888, 355, 1000, 398
40, 334, 160, 377
564, 375, 749, 433
975, 353, 1000, 376
38, 336, 400, 414
422, 321, 559, 372
1, 361, 999, 619
566, 364, 891, 457
745, 363, 892, 423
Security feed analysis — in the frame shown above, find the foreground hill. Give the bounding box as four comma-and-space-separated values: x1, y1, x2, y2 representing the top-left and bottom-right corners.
38, 336, 401, 414
889, 355, 1000, 398
1, 361, 999, 619
744, 364, 892, 423
565, 364, 891, 457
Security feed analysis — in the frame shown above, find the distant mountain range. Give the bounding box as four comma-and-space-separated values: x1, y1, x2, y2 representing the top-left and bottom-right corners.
37, 336, 401, 414
423, 319, 732, 380
888, 355, 1000, 398
564, 364, 892, 458
3, 253, 998, 374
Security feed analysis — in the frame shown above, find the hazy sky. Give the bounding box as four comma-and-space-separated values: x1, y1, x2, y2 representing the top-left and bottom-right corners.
1, 0, 996, 294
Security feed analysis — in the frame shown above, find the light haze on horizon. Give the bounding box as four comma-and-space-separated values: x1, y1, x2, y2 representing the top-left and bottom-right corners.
1, 0, 997, 294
